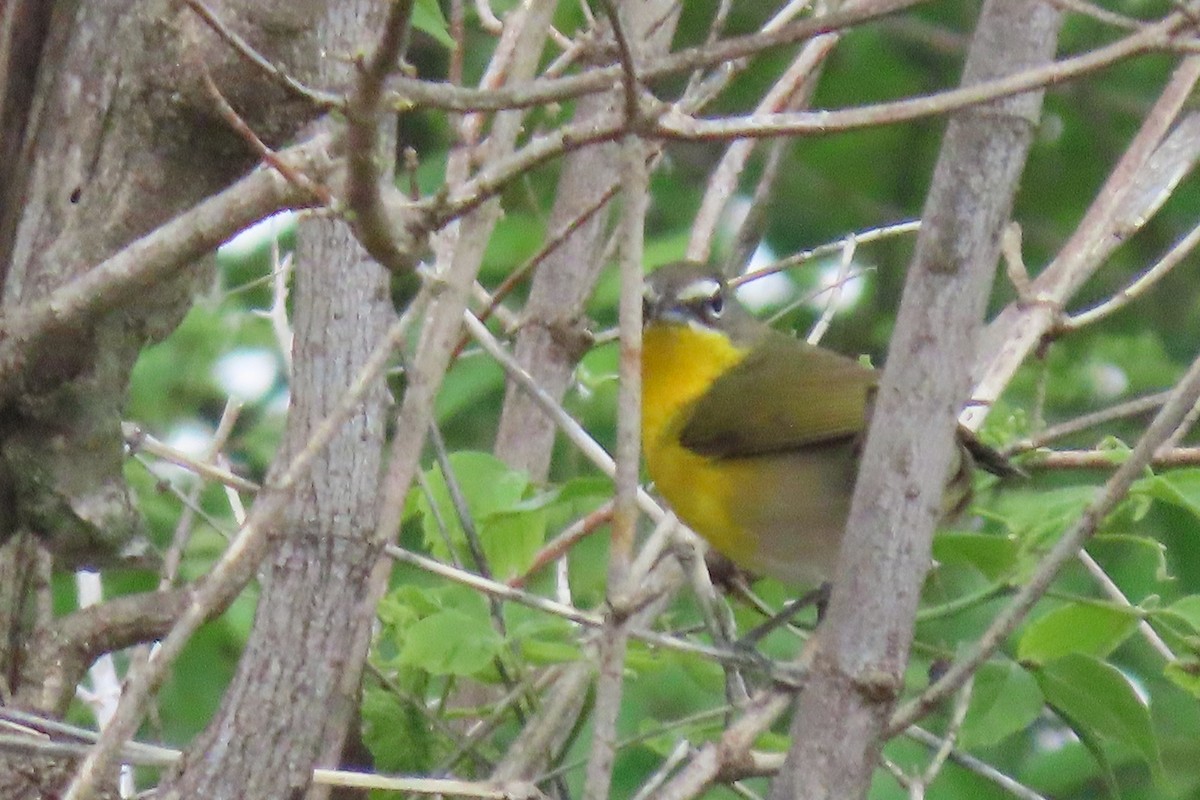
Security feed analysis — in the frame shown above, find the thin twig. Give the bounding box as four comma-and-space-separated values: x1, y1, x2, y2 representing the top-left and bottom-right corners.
1063, 217, 1200, 330
967, 55, 1200, 430
181, 0, 341, 107
202, 72, 333, 205
732, 219, 920, 286
509, 502, 614, 589
903, 726, 1049, 800
1003, 390, 1171, 454
1027, 445, 1200, 469
0, 727, 547, 798
1045, 0, 1144, 29
1076, 550, 1175, 661
920, 676, 974, 786
599, 0, 641, 126
386, 0, 930, 112
431, 17, 1185, 244
632, 740, 693, 800
452, 180, 620, 359
385, 545, 762, 669
583, 128, 649, 800
257, 246, 294, 372
687, 21, 836, 263
805, 233, 857, 345
461, 310, 665, 521
72, 572, 134, 796
121, 422, 260, 494
654, 688, 796, 799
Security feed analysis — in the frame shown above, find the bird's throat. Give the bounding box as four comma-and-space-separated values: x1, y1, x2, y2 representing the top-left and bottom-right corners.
641, 324, 747, 454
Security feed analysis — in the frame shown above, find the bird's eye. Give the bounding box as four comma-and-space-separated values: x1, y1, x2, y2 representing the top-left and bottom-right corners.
703, 293, 724, 320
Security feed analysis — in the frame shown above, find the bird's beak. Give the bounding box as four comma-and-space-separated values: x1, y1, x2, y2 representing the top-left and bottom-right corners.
642, 285, 660, 327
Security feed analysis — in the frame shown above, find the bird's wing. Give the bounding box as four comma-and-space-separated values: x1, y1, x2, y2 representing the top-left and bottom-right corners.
678, 333, 877, 459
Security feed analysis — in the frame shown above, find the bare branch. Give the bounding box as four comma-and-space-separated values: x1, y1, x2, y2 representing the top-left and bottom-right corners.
18, 588, 189, 715
687, 22, 836, 263
583, 91, 649, 800
121, 422, 260, 494
1062, 213, 1200, 331
1029, 445, 1200, 469
1004, 390, 1171, 453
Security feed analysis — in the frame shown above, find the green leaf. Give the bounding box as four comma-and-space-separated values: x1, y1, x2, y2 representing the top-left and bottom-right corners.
414, 451, 546, 578
1151, 596, 1200, 669
361, 685, 436, 774
1139, 469, 1200, 520
1087, 533, 1171, 585
505, 610, 582, 665
412, 0, 453, 48
1018, 602, 1141, 665
1160, 595, 1200, 633
1035, 653, 1164, 784
397, 607, 503, 676
1164, 660, 1200, 699
932, 532, 1020, 582
959, 660, 1044, 748
553, 475, 614, 504
377, 585, 439, 638
481, 506, 546, 581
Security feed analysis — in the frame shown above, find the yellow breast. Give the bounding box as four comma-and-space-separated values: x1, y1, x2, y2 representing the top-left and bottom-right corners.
641, 324, 761, 566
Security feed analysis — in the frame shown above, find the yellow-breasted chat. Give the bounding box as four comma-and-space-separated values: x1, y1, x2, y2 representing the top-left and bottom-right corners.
640, 261, 1001, 586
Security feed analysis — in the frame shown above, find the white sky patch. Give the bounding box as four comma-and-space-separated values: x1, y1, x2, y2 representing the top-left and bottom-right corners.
149, 421, 215, 485
1033, 719, 1079, 752
736, 241, 792, 311
214, 348, 280, 402
166, 421, 215, 458
267, 388, 291, 416
219, 211, 296, 260
1088, 362, 1129, 401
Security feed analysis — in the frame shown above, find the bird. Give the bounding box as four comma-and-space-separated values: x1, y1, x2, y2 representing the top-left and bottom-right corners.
640, 261, 1003, 587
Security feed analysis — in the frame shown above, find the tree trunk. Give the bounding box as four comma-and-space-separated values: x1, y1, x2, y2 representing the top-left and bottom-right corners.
158, 221, 392, 799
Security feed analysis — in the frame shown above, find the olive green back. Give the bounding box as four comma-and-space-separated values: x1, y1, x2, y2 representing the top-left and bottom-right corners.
678, 330, 877, 460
